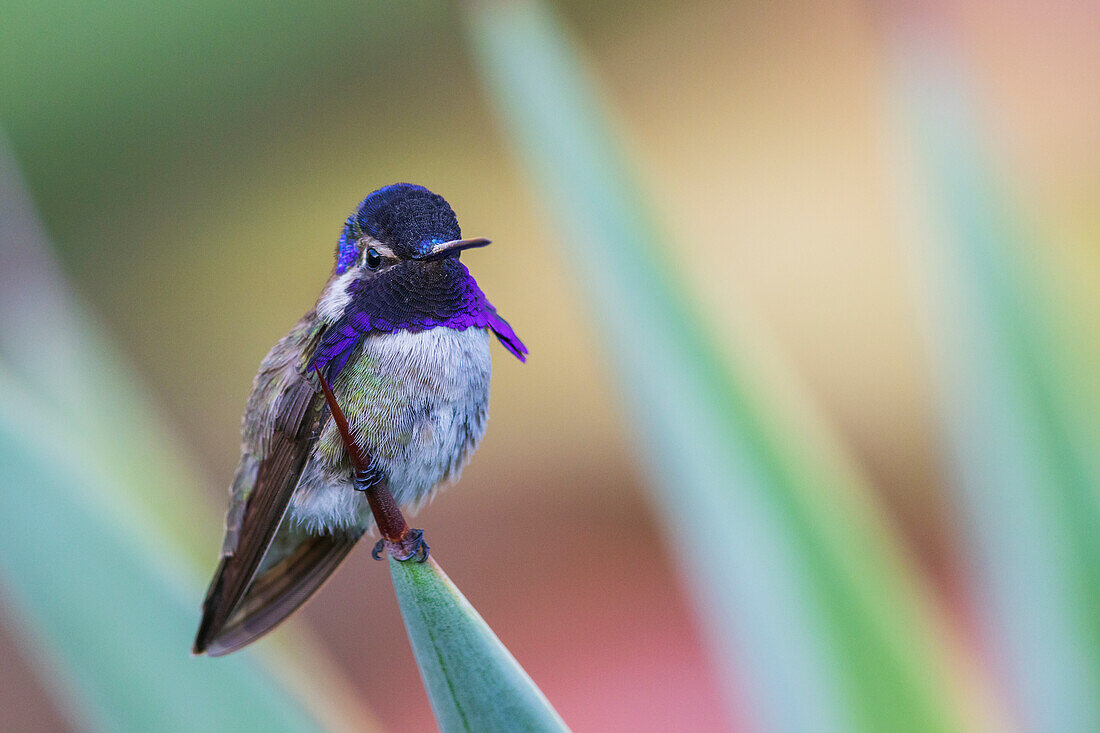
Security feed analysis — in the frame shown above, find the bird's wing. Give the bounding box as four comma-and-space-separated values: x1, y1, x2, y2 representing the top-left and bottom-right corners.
193, 375, 325, 654
199, 524, 364, 656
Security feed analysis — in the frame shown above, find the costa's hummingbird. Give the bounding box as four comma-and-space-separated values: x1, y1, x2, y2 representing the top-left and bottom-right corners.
193, 183, 526, 656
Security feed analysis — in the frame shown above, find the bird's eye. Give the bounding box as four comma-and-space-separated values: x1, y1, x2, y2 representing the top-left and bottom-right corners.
364, 248, 382, 270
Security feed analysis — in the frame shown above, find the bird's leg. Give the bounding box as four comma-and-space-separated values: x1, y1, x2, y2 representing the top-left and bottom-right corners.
356, 469, 429, 562
314, 366, 429, 563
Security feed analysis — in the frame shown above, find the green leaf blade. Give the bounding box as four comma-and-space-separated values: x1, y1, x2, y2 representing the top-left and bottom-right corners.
895, 43, 1100, 731
0, 141, 379, 733
0, 368, 326, 733
389, 557, 568, 733
464, 3, 988, 731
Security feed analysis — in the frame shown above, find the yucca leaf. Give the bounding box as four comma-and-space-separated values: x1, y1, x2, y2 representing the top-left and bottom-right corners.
0, 140, 379, 733
465, 3, 990, 731
0, 367, 331, 732
389, 557, 569, 733
894, 40, 1100, 731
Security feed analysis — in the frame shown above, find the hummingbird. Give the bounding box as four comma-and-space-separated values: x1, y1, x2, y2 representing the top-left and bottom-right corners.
193, 183, 527, 656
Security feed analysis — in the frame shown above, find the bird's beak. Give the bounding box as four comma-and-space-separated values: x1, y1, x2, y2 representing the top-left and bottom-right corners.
420, 237, 491, 260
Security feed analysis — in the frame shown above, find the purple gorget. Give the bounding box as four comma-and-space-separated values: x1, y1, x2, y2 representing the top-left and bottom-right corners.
310, 257, 527, 377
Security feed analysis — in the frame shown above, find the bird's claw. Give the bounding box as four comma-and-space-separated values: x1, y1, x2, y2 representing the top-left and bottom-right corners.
353, 464, 385, 491
371, 528, 429, 563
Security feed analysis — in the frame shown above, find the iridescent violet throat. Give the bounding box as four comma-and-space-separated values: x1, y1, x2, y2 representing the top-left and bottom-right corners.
193, 183, 526, 656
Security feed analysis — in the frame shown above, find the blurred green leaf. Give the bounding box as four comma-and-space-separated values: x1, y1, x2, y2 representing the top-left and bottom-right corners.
465, 3, 989, 731
895, 40, 1100, 732
0, 140, 379, 733
389, 557, 568, 733
0, 366, 328, 732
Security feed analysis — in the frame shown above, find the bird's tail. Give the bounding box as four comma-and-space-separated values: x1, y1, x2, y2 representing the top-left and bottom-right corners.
193, 527, 363, 656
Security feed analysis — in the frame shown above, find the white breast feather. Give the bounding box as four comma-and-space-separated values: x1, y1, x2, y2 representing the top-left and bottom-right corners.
288, 327, 492, 533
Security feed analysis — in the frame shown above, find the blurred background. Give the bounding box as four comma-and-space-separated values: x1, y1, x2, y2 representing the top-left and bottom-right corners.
1, 0, 1096, 731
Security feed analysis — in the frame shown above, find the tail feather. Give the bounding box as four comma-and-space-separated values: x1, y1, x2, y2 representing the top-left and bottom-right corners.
194, 529, 363, 656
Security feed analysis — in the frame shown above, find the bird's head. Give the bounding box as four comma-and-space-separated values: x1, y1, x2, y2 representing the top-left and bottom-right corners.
312, 183, 527, 371
334, 183, 489, 278
315, 183, 492, 329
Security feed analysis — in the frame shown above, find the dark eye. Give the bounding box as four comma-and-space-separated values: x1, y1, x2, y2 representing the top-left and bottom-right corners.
364, 248, 382, 270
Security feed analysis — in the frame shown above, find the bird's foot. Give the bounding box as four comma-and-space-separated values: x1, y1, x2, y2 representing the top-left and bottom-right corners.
353, 464, 385, 492
371, 528, 429, 563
